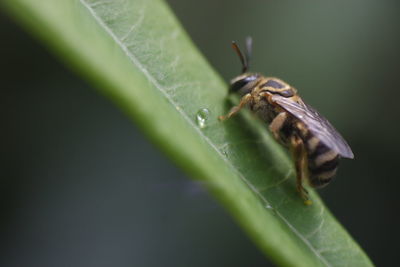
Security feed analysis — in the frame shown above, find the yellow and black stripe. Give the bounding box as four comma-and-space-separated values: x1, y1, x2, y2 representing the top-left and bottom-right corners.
305, 135, 339, 188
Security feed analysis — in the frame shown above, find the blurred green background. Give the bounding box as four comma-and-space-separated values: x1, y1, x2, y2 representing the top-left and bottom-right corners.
1, 0, 399, 266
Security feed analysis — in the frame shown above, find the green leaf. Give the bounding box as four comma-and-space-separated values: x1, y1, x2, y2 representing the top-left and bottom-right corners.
2, 0, 373, 266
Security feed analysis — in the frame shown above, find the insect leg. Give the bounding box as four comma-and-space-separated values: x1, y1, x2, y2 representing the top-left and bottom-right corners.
290, 135, 312, 205
218, 93, 252, 121
269, 112, 288, 142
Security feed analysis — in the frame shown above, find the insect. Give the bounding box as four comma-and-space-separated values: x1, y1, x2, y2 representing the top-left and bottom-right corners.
219, 38, 354, 205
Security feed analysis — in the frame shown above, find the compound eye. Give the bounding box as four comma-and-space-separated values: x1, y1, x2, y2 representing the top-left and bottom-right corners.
230, 79, 247, 93
229, 75, 258, 93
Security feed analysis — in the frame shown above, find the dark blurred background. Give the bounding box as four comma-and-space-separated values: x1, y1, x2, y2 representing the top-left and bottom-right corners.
1, 0, 399, 266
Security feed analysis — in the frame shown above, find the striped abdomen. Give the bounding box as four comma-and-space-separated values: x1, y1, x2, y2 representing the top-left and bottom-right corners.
305, 135, 340, 188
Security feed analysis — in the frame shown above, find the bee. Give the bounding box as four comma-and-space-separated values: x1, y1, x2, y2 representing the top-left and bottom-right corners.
219, 38, 354, 205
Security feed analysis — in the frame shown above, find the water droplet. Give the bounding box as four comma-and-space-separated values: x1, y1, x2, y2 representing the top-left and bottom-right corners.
265, 204, 277, 215
196, 108, 210, 129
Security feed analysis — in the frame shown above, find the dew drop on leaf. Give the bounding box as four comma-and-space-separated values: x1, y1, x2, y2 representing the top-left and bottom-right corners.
196, 108, 210, 129
265, 204, 277, 215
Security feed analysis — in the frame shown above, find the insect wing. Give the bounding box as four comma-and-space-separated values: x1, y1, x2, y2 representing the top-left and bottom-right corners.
272, 95, 354, 158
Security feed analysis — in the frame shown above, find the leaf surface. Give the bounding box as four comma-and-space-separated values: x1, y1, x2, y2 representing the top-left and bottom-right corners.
3, 0, 373, 266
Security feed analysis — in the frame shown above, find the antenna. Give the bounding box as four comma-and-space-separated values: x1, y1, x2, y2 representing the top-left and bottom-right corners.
231, 37, 253, 73
245, 36, 253, 68
231, 40, 248, 73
